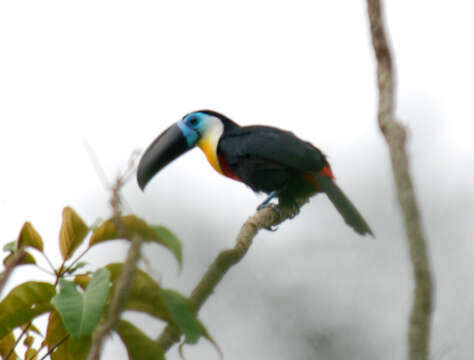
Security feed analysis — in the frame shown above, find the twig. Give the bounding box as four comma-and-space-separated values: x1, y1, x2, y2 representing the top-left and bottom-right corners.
38, 334, 69, 360
87, 235, 143, 360
62, 246, 91, 275
366, 1, 433, 359
84, 141, 111, 189
86, 154, 143, 360
5, 322, 31, 360
40, 251, 56, 274
157, 199, 308, 351
0, 247, 26, 296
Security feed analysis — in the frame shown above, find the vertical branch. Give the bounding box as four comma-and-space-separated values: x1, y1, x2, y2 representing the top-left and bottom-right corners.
86, 151, 143, 360
366, 1, 433, 360
87, 235, 142, 360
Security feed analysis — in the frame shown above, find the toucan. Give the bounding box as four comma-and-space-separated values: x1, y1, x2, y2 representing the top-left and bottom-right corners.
137, 110, 373, 236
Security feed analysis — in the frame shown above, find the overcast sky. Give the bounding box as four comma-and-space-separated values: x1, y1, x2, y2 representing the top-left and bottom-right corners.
1, 1, 474, 359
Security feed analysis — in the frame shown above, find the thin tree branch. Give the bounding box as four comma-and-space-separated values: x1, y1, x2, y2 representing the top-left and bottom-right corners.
86, 152, 143, 360
157, 199, 308, 351
366, 1, 433, 359
38, 334, 69, 360
87, 234, 142, 360
0, 247, 26, 296
5, 322, 31, 360
40, 251, 56, 274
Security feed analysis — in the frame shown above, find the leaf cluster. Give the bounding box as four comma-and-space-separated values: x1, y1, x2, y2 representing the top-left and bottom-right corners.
0, 207, 215, 360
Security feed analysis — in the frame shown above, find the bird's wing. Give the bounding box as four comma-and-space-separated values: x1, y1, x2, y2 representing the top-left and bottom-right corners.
219, 125, 327, 172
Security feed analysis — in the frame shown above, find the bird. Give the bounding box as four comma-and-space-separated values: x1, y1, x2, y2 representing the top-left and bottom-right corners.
137, 110, 373, 236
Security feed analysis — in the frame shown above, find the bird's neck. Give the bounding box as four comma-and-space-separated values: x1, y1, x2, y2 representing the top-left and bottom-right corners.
197, 122, 224, 175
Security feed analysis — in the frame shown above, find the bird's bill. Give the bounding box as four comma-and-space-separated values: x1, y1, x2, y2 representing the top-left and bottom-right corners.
137, 123, 192, 190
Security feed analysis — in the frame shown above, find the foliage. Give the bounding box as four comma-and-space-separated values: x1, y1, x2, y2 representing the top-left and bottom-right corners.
0, 207, 214, 359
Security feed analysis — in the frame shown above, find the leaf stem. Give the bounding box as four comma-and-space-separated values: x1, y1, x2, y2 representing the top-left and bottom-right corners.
5, 322, 31, 360
40, 251, 57, 274
37, 334, 69, 360
63, 247, 91, 275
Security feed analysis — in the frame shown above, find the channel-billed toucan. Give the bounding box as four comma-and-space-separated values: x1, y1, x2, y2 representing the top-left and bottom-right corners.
137, 110, 373, 236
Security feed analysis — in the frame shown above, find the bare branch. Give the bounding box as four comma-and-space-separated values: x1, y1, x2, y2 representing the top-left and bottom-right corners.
5, 322, 31, 360
38, 334, 69, 360
87, 234, 142, 360
366, 1, 433, 359
86, 152, 143, 360
157, 199, 308, 351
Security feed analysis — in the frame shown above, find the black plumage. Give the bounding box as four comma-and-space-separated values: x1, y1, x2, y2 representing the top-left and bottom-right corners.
137, 109, 373, 236
218, 125, 329, 203
213, 116, 373, 236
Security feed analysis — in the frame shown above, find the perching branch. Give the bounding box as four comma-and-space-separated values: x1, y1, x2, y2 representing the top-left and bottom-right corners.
366, 1, 433, 360
157, 199, 308, 351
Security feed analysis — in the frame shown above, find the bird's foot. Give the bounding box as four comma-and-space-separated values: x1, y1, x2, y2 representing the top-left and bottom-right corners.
257, 201, 281, 215
256, 203, 281, 231
257, 190, 280, 211
286, 202, 301, 219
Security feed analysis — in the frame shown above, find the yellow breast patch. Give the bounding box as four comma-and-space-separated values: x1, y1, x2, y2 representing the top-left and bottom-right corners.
197, 119, 224, 175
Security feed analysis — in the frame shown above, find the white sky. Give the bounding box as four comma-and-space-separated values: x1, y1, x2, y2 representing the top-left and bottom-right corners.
1, 1, 474, 359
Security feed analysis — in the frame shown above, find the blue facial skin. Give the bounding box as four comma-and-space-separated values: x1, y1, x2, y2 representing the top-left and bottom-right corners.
177, 112, 206, 147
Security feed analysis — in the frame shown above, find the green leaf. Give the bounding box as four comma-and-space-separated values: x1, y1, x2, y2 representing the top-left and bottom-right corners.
25, 348, 38, 360
3, 240, 17, 253
73, 274, 91, 290
117, 320, 164, 360
151, 226, 182, 269
3, 251, 36, 266
160, 290, 202, 344
0, 332, 18, 359
161, 290, 221, 355
68, 335, 92, 360
26, 323, 42, 336
89, 217, 182, 267
18, 221, 44, 252
0, 282, 55, 339
23, 334, 34, 347
23, 334, 38, 360
59, 207, 89, 260
89, 215, 151, 245
51, 268, 110, 339
44, 311, 72, 360
44, 311, 91, 360
106, 263, 170, 321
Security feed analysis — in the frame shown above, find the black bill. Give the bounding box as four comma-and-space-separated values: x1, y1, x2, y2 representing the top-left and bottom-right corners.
137, 123, 191, 190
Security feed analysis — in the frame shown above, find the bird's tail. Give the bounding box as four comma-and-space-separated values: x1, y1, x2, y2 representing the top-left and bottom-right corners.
317, 176, 374, 237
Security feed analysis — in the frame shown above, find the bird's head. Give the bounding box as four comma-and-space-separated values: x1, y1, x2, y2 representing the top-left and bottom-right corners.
137, 110, 237, 190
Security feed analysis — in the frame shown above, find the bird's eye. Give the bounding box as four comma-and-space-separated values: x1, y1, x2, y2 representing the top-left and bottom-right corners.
189, 117, 199, 126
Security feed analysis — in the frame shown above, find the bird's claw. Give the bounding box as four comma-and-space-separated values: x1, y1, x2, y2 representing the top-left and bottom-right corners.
257, 202, 281, 214
256, 203, 281, 231
265, 224, 279, 232
287, 203, 300, 219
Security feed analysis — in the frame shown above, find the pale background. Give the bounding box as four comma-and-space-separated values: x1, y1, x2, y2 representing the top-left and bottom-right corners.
1, 1, 474, 359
